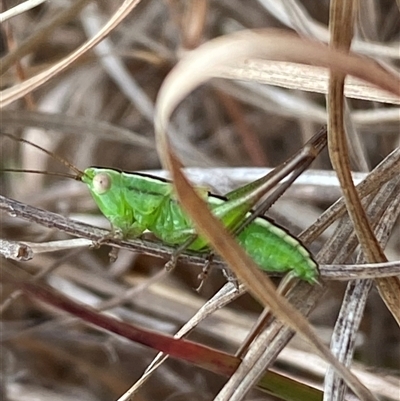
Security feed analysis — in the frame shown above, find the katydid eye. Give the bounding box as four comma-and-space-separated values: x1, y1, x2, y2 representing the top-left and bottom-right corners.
93, 173, 111, 194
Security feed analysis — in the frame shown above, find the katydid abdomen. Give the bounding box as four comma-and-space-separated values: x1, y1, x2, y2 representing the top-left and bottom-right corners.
236, 221, 317, 283
83, 167, 318, 283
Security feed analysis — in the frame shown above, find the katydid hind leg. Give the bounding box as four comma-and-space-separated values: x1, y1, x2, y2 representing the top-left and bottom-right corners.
206, 144, 312, 237
233, 152, 317, 238
225, 126, 327, 236
195, 252, 215, 292
224, 126, 326, 210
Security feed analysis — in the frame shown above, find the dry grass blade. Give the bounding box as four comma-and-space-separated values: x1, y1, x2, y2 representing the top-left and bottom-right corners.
0, 0, 92, 74
324, 176, 400, 400
0, 0, 143, 107
1, 110, 154, 147
118, 283, 246, 400
327, 0, 400, 326
303, 147, 400, 243
0, 0, 47, 23
0, 239, 33, 261
155, 29, 399, 167
219, 61, 400, 105
80, 3, 155, 122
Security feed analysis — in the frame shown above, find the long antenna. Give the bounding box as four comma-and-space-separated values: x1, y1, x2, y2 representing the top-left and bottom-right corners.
1, 169, 79, 180
1, 132, 84, 179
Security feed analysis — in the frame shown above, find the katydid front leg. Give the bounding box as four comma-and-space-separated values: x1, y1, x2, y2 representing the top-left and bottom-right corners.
228, 126, 327, 234
164, 234, 198, 271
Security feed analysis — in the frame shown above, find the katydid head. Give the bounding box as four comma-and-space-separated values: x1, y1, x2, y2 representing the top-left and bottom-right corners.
81, 168, 121, 196
1, 132, 86, 181
80, 167, 128, 230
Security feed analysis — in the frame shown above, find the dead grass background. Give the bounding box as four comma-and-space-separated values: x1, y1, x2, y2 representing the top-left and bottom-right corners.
0, 1, 399, 401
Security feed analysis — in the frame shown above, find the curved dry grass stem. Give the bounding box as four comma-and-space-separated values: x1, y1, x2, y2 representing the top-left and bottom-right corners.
327, 0, 400, 326
0, 0, 92, 75
0, 0, 143, 107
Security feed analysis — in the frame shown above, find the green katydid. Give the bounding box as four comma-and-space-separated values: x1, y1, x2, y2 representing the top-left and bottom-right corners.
2, 132, 321, 283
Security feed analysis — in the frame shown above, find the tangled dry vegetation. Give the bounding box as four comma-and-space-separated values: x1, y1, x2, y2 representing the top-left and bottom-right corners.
1, 1, 399, 401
